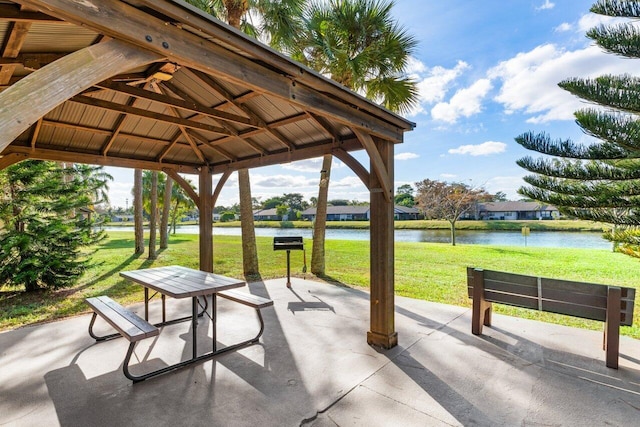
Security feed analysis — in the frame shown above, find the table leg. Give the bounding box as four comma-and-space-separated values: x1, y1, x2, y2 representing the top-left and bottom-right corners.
212, 294, 217, 353
144, 287, 149, 321
192, 296, 197, 359
162, 294, 166, 323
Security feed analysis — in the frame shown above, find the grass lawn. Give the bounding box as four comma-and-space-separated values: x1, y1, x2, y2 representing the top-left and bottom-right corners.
1, 231, 639, 340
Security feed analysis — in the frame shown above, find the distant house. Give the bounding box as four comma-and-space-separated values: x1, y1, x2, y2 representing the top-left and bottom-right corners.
253, 208, 281, 221
111, 214, 134, 222
301, 205, 423, 221
302, 206, 370, 221
394, 205, 423, 220
476, 201, 559, 220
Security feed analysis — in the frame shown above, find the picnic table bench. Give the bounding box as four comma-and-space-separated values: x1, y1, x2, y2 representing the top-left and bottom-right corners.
467, 267, 635, 369
86, 296, 159, 381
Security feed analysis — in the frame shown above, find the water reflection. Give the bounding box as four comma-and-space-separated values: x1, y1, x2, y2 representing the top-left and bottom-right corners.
102, 225, 611, 250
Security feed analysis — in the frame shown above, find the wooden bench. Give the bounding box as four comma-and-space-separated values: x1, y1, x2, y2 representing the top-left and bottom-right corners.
217, 290, 273, 352
86, 296, 159, 382
467, 267, 635, 369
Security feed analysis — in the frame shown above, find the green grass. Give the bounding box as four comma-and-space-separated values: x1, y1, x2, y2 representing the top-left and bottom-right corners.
2, 231, 638, 340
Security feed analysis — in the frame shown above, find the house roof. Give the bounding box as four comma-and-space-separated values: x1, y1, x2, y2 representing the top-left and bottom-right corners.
303, 206, 371, 215
0, 0, 415, 178
394, 205, 420, 214
253, 208, 279, 216
479, 202, 557, 212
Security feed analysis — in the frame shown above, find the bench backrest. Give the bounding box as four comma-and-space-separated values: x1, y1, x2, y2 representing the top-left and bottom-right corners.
467, 267, 635, 326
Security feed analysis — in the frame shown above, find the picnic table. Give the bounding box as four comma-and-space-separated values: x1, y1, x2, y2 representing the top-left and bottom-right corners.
86, 265, 272, 382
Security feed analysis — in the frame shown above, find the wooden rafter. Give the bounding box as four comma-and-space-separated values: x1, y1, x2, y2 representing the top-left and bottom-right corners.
0, 20, 31, 85
159, 81, 263, 156
100, 95, 138, 156
98, 80, 260, 128
157, 131, 183, 162
0, 38, 161, 152
5, 145, 200, 173
149, 81, 209, 164
190, 69, 296, 150
0, 3, 60, 22
188, 130, 234, 161
70, 94, 232, 136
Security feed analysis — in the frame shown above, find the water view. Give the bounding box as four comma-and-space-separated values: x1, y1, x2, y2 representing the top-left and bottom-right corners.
102, 226, 611, 250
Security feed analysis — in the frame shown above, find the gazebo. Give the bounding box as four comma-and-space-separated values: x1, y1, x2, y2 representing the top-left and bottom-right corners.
0, 0, 415, 348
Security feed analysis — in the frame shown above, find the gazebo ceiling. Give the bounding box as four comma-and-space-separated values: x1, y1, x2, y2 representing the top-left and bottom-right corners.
0, 0, 414, 177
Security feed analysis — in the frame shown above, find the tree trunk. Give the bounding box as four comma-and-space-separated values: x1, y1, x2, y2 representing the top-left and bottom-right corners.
148, 171, 158, 259
160, 174, 172, 249
134, 169, 144, 254
238, 168, 259, 276
450, 220, 457, 246
171, 199, 179, 235
311, 154, 332, 275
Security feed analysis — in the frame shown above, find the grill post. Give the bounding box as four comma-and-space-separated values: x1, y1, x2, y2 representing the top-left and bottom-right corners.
273, 236, 304, 288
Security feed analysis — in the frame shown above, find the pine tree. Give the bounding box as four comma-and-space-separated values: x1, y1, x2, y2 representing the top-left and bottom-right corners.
0, 161, 110, 291
516, 0, 640, 255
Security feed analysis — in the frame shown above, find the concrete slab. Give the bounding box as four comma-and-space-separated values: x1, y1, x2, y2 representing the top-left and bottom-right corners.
1, 277, 640, 426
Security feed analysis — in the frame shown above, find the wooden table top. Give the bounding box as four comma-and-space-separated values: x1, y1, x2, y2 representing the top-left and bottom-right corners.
120, 265, 245, 298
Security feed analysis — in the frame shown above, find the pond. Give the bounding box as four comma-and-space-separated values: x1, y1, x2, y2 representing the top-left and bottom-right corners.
102, 225, 611, 250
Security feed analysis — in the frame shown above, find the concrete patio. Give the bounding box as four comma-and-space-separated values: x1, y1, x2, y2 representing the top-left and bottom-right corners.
2, 277, 640, 426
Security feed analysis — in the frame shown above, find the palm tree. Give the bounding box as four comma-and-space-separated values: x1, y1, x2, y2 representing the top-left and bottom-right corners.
133, 169, 144, 254
160, 174, 173, 249
292, 0, 418, 275
148, 170, 158, 259
186, 0, 305, 277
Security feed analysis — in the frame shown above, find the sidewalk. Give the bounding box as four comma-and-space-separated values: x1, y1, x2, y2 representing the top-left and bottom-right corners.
2, 277, 639, 426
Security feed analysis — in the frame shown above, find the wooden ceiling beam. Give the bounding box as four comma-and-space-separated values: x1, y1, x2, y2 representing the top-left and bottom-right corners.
130, 0, 412, 133
5, 145, 200, 174
98, 80, 260, 128
70, 94, 233, 136
0, 4, 60, 22
100, 95, 138, 156
158, 81, 264, 156
0, 20, 32, 85
13, 0, 403, 141
191, 69, 294, 150
0, 39, 161, 152
210, 137, 362, 174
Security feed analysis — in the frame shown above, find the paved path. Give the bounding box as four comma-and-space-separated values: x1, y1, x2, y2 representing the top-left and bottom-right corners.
2, 277, 639, 426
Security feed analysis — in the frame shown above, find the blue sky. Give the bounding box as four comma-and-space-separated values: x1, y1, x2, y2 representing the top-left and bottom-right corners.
105, 0, 637, 209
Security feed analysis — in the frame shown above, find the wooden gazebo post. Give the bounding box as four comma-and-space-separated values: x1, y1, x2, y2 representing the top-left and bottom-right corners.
355, 131, 397, 349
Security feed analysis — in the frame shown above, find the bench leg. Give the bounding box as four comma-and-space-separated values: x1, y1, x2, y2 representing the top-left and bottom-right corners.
88, 312, 122, 341
605, 287, 621, 369
472, 269, 492, 335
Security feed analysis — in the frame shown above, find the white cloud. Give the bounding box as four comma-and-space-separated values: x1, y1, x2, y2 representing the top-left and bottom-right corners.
407, 59, 470, 116
280, 157, 345, 173
431, 78, 492, 123
576, 12, 626, 33
251, 173, 316, 188
554, 22, 572, 32
485, 175, 526, 200
536, 0, 555, 11
488, 43, 639, 123
395, 152, 419, 160
448, 141, 507, 156
331, 176, 367, 188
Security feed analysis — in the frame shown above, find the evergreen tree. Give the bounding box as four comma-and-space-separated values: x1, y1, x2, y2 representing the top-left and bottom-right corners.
0, 161, 111, 291
516, 0, 640, 255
